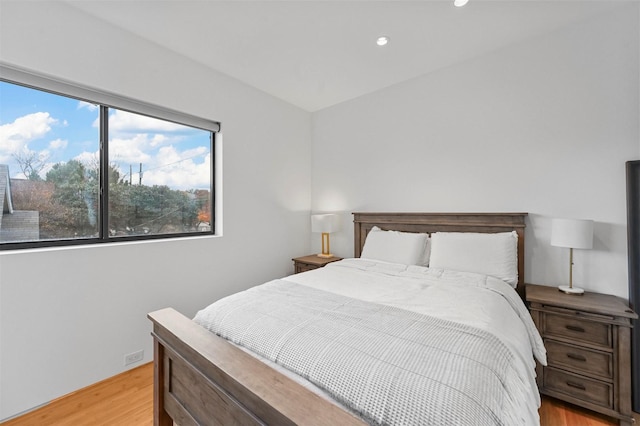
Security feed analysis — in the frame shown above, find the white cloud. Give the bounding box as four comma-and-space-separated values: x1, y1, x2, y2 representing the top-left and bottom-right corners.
182, 146, 209, 160
149, 134, 170, 147
74, 151, 99, 168
108, 132, 210, 189
78, 101, 98, 112
109, 134, 153, 164
155, 145, 182, 165
0, 112, 57, 154
141, 146, 210, 190
49, 138, 68, 150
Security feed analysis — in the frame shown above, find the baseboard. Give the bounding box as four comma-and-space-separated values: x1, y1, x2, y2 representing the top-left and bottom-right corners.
0, 402, 50, 423
1, 362, 153, 425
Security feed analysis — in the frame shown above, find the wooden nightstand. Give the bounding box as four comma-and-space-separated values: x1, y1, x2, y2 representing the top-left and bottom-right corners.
292, 255, 342, 274
526, 284, 638, 426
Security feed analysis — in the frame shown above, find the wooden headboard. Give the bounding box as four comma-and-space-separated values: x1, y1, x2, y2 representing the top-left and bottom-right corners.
353, 212, 527, 300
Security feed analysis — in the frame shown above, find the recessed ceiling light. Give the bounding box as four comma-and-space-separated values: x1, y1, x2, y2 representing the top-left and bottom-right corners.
376, 36, 389, 46
453, 0, 469, 7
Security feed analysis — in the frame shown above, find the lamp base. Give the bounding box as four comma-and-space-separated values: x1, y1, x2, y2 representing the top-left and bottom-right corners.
558, 285, 585, 295
317, 253, 334, 258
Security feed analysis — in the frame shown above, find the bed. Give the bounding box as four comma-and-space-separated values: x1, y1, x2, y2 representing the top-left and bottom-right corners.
148, 212, 545, 426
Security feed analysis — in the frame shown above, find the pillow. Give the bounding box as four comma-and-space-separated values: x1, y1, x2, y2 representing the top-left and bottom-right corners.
429, 231, 518, 286
361, 226, 430, 266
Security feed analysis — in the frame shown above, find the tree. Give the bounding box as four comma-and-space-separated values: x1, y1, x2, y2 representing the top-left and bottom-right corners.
108, 183, 199, 235
84, 161, 122, 225
197, 210, 210, 223
194, 189, 211, 224
46, 160, 93, 233
12, 149, 49, 180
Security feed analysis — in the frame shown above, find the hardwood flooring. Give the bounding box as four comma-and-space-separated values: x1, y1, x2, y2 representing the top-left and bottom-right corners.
538, 397, 617, 426
1, 363, 153, 426
0, 361, 624, 426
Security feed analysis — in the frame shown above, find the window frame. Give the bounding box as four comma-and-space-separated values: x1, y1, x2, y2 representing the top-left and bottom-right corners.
0, 64, 220, 251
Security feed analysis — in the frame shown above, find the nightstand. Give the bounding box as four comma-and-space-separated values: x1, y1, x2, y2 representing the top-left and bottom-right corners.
292, 255, 342, 274
526, 284, 637, 426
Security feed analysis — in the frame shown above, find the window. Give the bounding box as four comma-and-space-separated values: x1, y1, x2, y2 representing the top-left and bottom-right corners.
0, 71, 218, 250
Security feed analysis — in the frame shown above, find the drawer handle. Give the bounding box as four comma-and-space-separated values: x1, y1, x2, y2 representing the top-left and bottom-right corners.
565, 325, 585, 333
566, 381, 586, 391
566, 353, 587, 362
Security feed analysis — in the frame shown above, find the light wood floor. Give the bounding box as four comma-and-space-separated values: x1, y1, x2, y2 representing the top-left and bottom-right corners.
0, 361, 623, 426
1, 363, 153, 426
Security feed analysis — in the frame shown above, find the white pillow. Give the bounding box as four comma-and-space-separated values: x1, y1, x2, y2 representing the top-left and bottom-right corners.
361, 226, 430, 266
429, 231, 518, 286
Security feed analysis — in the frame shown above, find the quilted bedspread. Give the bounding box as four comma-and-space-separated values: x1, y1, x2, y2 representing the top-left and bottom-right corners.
194, 279, 536, 426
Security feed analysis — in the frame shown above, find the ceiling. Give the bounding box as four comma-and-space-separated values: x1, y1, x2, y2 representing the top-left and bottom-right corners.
66, 0, 627, 112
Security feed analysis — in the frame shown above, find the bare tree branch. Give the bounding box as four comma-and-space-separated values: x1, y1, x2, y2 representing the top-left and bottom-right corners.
12, 149, 49, 180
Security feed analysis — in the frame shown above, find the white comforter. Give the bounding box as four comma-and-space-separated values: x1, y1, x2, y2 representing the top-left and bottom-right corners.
285, 259, 546, 360
195, 258, 547, 425
282, 258, 547, 425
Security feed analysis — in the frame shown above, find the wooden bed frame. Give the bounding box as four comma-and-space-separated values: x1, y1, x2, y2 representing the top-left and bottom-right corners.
148, 212, 527, 425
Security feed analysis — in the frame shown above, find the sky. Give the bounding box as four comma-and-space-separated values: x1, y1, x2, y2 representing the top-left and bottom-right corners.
0, 80, 212, 190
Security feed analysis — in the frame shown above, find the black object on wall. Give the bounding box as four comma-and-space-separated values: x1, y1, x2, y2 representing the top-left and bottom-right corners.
627, 160, 640, 412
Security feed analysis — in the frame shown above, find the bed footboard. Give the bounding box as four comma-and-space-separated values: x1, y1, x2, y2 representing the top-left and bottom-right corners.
148, 308, 364, 426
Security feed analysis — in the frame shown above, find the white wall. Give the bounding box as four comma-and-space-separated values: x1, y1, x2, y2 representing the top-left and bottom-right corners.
311, 5, 639, 300
0, 2, 311, 420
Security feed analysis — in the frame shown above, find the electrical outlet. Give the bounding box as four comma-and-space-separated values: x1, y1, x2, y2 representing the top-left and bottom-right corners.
124, 349, 144, 366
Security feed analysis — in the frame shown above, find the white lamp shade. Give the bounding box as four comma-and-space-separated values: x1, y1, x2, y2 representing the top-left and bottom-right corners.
551, 218, 594, 249
311, 214, 339, 233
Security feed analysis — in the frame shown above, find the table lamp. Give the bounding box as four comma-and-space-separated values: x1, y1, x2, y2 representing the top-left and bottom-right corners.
311, 214, 339, 258
551, 218, 594, 295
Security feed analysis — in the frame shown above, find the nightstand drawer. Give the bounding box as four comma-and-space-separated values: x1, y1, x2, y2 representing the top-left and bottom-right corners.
543, 313, 611, 347
544, 367, 613, 409
295, 263, 316, 273
527, 284, 637, 423
545, 340, 612, 379
292, 255, 343, 274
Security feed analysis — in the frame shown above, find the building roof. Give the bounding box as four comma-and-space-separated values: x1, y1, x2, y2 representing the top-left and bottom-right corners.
0, 165, 39, 243
0, 164, 15, 231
